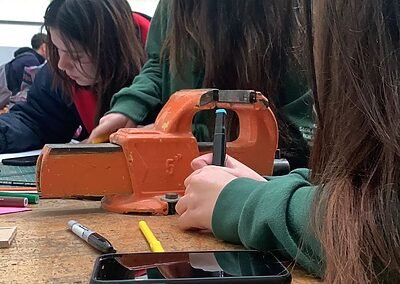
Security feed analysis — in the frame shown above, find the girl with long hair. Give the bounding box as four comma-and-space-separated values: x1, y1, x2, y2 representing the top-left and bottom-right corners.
0, 0, 148, 153
175, 0, 400, 282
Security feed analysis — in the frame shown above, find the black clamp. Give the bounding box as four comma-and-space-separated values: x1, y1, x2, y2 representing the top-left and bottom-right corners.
272, 149, 290, 176
161, 193, 180, 215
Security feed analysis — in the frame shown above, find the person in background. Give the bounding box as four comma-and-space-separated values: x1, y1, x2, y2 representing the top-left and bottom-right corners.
2, 33, 50, 109
0, 33, 48, 108
0, 0, 149, 153
5, 33, 48, 96
175, 0, 400, 282
89, 0, 314, 170
14, 33, 48, 59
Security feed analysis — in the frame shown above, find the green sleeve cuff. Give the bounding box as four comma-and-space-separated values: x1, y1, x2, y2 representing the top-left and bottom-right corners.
108, 56, 163, 124
211, 169, 323, 276
108, 93, 149, 124
212, 178, 260, 244
212, 169, 312, 245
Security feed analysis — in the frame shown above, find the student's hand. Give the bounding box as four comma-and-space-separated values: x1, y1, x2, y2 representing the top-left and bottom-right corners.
137, 123, 155, 129
191, 154, 266, 182
176, 166, 238, 230
88, 113, 137, 143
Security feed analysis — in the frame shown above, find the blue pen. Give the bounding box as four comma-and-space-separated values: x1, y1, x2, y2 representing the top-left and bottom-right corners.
212, 109, 227, 166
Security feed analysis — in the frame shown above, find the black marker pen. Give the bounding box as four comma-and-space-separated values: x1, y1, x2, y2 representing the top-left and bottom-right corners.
68, 220, 116, 253
212, 109, 227, 166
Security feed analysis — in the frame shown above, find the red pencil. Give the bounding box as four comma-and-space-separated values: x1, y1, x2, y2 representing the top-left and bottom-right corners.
0, 187, 37, 192
0, 197, 28, 207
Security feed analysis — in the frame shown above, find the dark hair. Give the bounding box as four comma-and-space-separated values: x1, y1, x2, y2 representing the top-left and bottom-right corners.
309, 0, 400, 282
166, 0, 310, 168
31, 33, 47, 50
44, 0, 147, 123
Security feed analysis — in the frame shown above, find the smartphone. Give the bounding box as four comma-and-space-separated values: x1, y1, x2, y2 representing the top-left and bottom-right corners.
90, 250, 291, 283
2, 155, 39, 166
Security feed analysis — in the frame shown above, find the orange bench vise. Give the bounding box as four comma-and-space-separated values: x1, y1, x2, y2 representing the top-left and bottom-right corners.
37, 89, 278, 214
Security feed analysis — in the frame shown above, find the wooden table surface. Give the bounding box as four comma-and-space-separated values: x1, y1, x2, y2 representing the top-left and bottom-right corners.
0, 199, 320, 283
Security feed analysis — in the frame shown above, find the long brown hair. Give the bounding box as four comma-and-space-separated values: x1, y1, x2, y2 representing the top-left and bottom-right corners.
44, 0, 146, 124
166, 0, 310, 168
310, 0, 400, 282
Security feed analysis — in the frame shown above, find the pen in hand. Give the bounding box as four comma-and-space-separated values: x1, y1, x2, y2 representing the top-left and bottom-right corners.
212, 109, 227, 166
68, 220, 116, 253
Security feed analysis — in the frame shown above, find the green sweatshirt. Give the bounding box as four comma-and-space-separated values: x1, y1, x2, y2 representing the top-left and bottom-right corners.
212, 169, 323, 277
109, 0, 315, 167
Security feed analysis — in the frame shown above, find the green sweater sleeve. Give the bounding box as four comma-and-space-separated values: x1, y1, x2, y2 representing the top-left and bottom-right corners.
108, 0, 169, 124
212, 169, 323, 276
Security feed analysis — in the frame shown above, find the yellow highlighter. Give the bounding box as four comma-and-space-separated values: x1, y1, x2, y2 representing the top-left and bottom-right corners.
138, 220, 165, 252
91, 134, 110, 144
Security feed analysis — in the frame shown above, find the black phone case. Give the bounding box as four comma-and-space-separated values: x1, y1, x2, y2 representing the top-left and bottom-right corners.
90, 250, 292, 284
2, 155, 39, 166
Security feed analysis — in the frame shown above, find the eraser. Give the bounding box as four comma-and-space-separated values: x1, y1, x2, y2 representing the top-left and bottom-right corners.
0, 227, 17, 248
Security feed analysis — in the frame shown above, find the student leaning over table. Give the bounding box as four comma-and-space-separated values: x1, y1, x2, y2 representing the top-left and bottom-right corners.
176, 0, 400, 282
89, 0, 315, 170
0, 0, 149, 153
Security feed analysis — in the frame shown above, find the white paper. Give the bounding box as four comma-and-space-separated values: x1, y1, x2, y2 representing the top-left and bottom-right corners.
0, 149, 42, 162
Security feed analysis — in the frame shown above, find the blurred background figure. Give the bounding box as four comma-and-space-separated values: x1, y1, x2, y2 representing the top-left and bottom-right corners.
0, 33, 48, 109
6, 32, 48, 95
14, 33, 48, 60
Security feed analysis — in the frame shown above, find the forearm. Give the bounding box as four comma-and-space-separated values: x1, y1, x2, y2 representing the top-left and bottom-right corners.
108, 0, 168, 125
211, 169, 323, 276
0, 65, 81, 153
108, 57, 163, 124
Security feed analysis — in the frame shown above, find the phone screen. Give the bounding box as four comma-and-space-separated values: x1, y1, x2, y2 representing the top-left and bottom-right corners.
91, 250, 291, 283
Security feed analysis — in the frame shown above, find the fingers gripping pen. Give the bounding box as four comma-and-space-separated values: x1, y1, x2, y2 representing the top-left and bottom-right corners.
212, 109, 227, 166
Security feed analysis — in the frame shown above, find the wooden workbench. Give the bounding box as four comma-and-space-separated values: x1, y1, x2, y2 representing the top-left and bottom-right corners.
0, 199, 320, 283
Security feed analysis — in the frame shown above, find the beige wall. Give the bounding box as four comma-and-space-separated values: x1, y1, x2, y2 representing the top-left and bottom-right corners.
129, 0, 159, 17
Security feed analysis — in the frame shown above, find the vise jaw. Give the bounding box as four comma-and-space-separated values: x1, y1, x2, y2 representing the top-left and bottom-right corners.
37, 89, 278, 214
